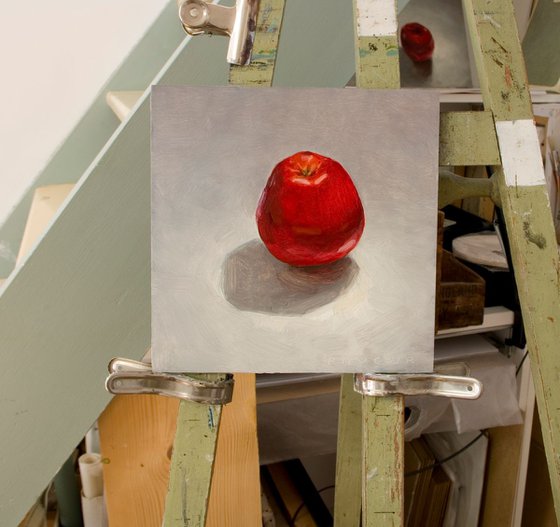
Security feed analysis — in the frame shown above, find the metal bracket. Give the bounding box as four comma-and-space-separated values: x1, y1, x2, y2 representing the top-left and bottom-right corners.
105, 358, 234, 404
178, 0, 259, 65
354, 363, 482, 399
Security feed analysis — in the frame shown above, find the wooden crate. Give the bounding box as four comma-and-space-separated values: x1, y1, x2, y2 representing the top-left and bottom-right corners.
437, 249, 485, 330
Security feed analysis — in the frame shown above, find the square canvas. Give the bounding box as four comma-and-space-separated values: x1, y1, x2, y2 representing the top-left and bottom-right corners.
151, 86, 439, 373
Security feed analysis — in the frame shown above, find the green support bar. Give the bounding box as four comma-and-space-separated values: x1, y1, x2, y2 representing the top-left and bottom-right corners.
463, 0, 560, 517
362, 396, 405, 526
164, 399, 224, 526
163, 1, 286, 524
228, 0, 285, 86
334, 375, 363, 526
439, 111, 500, 166
334, 0, 405, 525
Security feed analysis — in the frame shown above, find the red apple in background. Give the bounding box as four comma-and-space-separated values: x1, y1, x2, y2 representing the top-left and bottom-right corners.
256, 151, 365, 267
400, 22, 434, 62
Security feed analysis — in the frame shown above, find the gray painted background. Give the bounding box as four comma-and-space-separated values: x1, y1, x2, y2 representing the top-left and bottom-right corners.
151, 86, 439, 373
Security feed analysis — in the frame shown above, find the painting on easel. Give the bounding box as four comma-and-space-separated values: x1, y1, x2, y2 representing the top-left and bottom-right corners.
151, 86, 439, 373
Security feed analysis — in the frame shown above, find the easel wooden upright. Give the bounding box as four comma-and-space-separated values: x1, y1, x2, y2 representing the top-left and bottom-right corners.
152, 0, 560, 525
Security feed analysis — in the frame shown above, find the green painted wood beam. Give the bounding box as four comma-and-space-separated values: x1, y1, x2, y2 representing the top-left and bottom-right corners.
164, 1, 285, 522
462, 0, 532, 121
334, 374, 362, 526
362, 396, 405, 527
0, 0, 356, 522
438, 169, 500, 209
164, 395, 223, 526
464, 0, 560, 517
228, 0, 285, 86
354, 36, 400, 89
439, 111, 500, 166
336, 1, 405, 526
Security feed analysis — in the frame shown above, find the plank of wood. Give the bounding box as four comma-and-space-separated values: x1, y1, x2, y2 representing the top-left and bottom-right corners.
352, 0, 399, 89
439, 111, 500, 166
98, 395, 179, 526
257, 376, 340, 405
362, 396, 405, 527
479, 424, 524, 527
164, 390, 223, 526
206, 374, 261, 527
16, 184, 75, 265
464, 0, 560, 518
333, 375, 362, 527
265, 463, 318, 527
106, 91, 143, 122
460, 165, 496, 222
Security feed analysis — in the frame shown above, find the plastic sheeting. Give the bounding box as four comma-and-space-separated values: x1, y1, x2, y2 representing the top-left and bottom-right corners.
257, 334, 522, 463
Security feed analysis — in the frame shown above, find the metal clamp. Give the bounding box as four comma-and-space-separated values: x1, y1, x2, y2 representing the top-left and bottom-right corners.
178, 0, 259, 65
105, 358, 234, 405
354, 363, 482, 399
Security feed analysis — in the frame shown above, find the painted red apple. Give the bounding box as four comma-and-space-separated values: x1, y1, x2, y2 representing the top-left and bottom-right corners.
400, 22, 434, 62
256, 151, 365, 267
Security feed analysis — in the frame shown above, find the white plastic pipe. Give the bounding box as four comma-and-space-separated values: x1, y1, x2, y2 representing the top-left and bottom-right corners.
78, 453, 103, 499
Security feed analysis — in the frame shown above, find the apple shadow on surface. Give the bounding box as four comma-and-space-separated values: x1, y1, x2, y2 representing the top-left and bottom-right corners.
221, 239, 359, 316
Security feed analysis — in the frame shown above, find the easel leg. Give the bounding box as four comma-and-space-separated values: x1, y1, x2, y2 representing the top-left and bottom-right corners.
164, 397, 223, 526
350, 0, 405, 524
463, 0, 560, 518
163, 1, 286, 524
362, 396, 405, 527
334, 374, 363, 526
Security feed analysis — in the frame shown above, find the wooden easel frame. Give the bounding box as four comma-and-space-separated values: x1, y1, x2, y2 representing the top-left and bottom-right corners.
0, 0, 558, 524
163, 0, 560, 525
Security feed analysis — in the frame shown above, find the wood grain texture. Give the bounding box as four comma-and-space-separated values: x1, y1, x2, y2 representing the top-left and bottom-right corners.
206, 374, 261, 527
479, 425, 524, 527
334, 374, 362, 527
464, 0, 560, 518
439, 111, 500, 167
99, 395, 179, 526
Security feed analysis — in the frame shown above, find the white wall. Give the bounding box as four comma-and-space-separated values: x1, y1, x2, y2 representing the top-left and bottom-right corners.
0, 0, 168, 226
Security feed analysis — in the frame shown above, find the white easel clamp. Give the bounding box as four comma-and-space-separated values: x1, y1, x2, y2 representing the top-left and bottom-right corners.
354, 363, 483, 400
105, 358, 234, 405
177, 0, 259, 65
